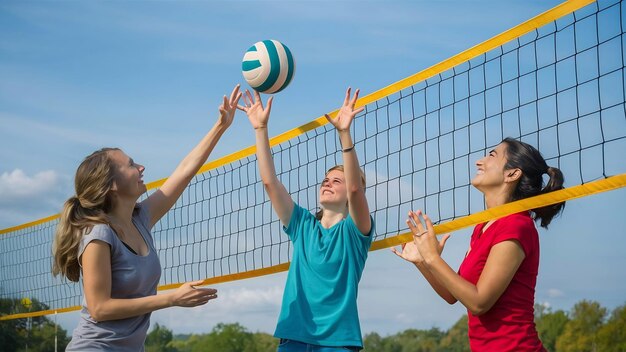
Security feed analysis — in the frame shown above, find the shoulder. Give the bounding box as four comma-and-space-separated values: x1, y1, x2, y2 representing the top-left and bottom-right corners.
283, 203, 315, 236
296, 203, 318, 222
83, 223, 116, 245
79, 223, 117, 259
345, 213, 375, 238
343, 215, 375, 252
490, 212, 538, 252
496, 212, 536, 232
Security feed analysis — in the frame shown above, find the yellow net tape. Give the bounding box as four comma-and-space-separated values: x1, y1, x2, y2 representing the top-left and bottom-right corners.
3, 173, 623, 321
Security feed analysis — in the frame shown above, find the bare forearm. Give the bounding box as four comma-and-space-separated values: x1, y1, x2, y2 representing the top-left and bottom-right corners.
338, 129, 370, 233
414, 262, 457, 304
176, 122, 228, 178
425, 256, 483, 312
254, 127, 293, 224
88, 292, 173, 322
338, 130, 361, 192
146, 122, 230, 227
255, 127, 279, 185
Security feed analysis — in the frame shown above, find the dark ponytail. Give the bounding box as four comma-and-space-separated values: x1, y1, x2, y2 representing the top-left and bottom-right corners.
502, 138, 565, 228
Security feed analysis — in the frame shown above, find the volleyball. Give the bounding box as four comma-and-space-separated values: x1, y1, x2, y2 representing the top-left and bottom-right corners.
242, 39, 295, 94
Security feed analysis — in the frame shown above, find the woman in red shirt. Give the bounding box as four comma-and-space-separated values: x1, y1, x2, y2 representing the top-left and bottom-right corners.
394, 138, 565, 351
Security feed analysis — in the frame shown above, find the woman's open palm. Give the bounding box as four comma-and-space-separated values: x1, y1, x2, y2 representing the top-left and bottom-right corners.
325, 87, 364, 132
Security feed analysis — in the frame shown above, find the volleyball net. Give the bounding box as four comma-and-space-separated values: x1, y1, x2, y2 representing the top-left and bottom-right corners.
2, 0, 625, 320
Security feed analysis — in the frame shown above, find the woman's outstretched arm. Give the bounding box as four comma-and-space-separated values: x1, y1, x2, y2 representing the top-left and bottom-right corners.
324, 87, 371, 235
145, 85, 242, 228
239, 89, 294, 226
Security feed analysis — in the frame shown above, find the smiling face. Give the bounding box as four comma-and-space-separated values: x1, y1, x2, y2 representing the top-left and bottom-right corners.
319, 169, 348, 210
471, 142, 512, 193
107, 149, 147, 200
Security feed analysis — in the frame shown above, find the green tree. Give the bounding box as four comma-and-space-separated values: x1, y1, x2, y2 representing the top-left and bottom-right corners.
596, 303, 626, 351
556, 300, 606, 352
182, 323, 255, 352
535, 304, 569, 351
206, 323, 253, 352
0, 319, 21, 352
0, 297, 71, 352
375, 335, 402, 352
146, 323, 177, 352
251, 332, 278, 351
363, 331, 405, 352
1, 297, 34, 350
438, 315, 470, 352
363, 331, 384, 351
394, 327, 445, 352
170, 333, 200, 352
171, 330, 276, 352
26, 322, 71, 352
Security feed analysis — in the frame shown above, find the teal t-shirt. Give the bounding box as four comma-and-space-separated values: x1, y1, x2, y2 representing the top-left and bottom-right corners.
274, 203, 374, 347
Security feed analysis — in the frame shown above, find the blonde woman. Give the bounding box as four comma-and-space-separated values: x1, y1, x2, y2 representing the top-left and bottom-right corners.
52, 85, 242, 351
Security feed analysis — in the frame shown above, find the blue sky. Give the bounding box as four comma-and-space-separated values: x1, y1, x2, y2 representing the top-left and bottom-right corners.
1, 0, 625, 337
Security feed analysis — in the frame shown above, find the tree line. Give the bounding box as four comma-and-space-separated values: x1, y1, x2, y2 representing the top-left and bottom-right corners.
1, 298, 624, 351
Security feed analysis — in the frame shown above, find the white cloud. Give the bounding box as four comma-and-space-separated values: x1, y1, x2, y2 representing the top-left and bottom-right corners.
0, 169, 60, 201
211, 286, 283, 313
151, 278, 285, 334
547, 288, 565, 298
537, 301, 552, 310
0, 169, 70, 229
394, 312, 416, 325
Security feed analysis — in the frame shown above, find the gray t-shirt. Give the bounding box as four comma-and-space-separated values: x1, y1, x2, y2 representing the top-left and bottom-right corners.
66, 202, 161, 352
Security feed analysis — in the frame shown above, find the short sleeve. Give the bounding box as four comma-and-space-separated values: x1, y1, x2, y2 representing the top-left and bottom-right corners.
344, 215, 374, 259
78, 224, 117, 266
344, 214, 375, 239
283, 202, 308, 242
490, 213, 536, 257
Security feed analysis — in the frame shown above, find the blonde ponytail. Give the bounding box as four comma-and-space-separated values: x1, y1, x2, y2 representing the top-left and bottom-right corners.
52, 148, 118, 282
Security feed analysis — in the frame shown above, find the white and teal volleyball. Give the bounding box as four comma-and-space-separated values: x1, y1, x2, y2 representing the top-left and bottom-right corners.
242, 39, 295, 94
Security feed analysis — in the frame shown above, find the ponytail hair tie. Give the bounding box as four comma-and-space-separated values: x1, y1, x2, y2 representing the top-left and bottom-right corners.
71, 196, 84, 208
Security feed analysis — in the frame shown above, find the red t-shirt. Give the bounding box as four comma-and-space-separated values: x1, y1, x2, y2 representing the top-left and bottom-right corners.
458, 212, 545, 352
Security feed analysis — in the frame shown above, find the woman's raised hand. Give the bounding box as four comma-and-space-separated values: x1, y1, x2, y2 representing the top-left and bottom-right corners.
324, 87, 364, 132
392, 240, 426, 265
238, 89, 274, 130
406, 210, 450, 263
217, 84, 243, 129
